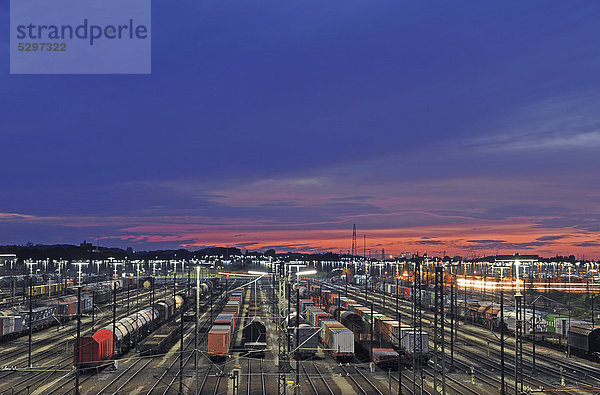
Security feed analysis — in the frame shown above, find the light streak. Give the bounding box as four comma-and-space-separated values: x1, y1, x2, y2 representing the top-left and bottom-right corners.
456, 278, 600, 292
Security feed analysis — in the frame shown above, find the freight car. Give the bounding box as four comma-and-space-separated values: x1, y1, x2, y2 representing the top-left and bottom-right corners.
305, 307, 354, 361
568, 324, 600, 359
78, 328, 114, 368
338, 305, 401, 368
333, 277, 600, 363
312, 283, 429, 367
287, 313, 318, 359
28, 283, 68, 297
77, 299, 173, 367
76, 283, 205, 368
0, 315, 24, 339
243, 317, 267, 356
207, 288, 244, 360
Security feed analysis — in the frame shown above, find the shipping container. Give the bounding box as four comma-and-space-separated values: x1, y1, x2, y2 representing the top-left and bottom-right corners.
208, 325, 231, 358
544, 314, 567, 334
318, 319, 339, 342
401, 332, 429, 355
289, 324, 319, 358
372, 347, 399, 369
328, 327, 354, 359
300, 299, 315, 313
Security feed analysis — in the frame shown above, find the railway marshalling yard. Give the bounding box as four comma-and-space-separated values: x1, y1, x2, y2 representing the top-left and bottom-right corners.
1, 277, 600, 395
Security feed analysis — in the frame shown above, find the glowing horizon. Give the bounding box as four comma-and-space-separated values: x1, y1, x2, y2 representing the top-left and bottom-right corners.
1, 3, 599, 259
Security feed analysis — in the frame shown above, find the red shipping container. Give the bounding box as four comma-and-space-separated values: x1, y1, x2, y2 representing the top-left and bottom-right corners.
208, 326, 230, 357
314, 312, 331, 328
375, 318, 394, 339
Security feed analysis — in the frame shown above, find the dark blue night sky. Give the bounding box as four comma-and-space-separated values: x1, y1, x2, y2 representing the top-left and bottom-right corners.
2, 1, 600, 257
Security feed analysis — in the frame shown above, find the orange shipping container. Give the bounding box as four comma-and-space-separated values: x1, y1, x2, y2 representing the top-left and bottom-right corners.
207, 326, 230, 357
322, 322, 345, 345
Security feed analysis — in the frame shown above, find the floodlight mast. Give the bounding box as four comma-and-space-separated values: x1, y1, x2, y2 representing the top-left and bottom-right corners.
25, 260, 36, 368
73, 261, 89, 287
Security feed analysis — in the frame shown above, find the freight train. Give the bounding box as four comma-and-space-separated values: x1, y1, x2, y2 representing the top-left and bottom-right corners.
76, 280, 217, 368
336, 278, 600, 361
243, 317, 267, 356
0, 281, 117, 341
243, 286, 267, 356
287, 289, 355, 361
307, 285, 429, 368
207, 288, 244, 360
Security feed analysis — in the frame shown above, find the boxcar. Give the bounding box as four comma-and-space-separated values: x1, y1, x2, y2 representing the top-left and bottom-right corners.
77, 328, 114, 368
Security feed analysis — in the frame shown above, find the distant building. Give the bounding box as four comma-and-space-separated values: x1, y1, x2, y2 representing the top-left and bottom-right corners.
80, 240, 94, 252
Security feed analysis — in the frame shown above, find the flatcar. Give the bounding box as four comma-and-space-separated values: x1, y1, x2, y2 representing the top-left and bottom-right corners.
306, 308, 354, 361
207, 288, 245, 360
137, 324, 181, 356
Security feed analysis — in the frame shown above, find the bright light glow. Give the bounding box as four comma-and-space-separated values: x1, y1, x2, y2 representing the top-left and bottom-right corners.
456, 277, 600, 292
248, 271, 269, 276
296, 270, 317, 276
218, 271, 261, 277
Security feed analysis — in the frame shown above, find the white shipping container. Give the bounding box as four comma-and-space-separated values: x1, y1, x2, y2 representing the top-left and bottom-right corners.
328, 328, 354, 355
401, 332, 429, 355
0, 316, 15, 336
556, 318, 569, 337
389, 323, 400, 347
399, 324, 413, 343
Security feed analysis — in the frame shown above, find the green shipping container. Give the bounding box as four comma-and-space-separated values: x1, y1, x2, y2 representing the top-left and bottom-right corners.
544, 314, 567, 333
363, 313, 385, 329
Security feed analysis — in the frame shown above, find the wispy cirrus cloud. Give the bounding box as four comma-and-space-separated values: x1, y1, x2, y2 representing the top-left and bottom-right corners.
469, 130, 600, 152
464, 91, 600, 153
574, 241, 600, 248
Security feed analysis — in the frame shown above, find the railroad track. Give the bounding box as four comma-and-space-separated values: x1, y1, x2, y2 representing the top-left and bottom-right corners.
0, 287, 168, 368
198, 363, 227, 395
147, 292, 229, 395
0, 288, 177, 395
96, 357, 153, 394
0, 293, 171, 394
326, 282, 600, 392
454, 340, 587, 393
422, 364, 481, 395
0, 361, 72, 395
300, 362, 334, 395
0, 285, 158, 346
339, 363, 384, 395
389, 370, 422, 395
245, 358, 266, 395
